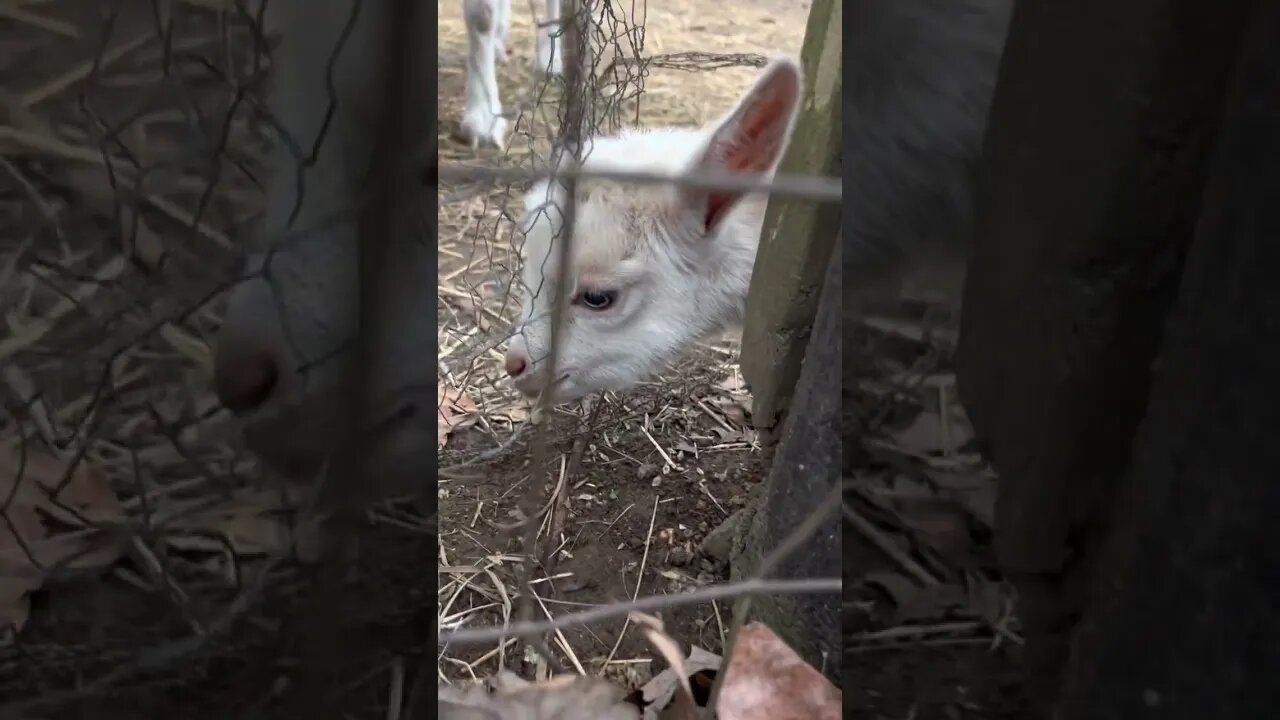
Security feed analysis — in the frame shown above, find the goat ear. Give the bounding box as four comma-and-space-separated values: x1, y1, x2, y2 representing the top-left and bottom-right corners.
685, 56, 803, 232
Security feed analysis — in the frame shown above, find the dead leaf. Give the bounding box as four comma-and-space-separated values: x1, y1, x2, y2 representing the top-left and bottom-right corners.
862, 570, 919, 607
716, 622, 840, 720
970, 580, 1007, 627
166, 510, 289, 556
861, 314, 931, 344
0, 503, 44, 640
0, 444, 127, 640
890, 411, 948, 455
639, 645, 722, 720
502, 404, 530, 423
3, 528, 125, 574
866, 569, 1005, 625
633, 612, 699, 720
890, 495, 974, 569
438, 382, 480, 448
715, 374, 746, 393
861, 571, 973, 623
0, 444, 125, 526
894, 583, 969, 623
713, 397, 749, 427
165, 485, 301, 558
438, 671, 640, 720
928, 471, 998, 530
921, 468, 994, 492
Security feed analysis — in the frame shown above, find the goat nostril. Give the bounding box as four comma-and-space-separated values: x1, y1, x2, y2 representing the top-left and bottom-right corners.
504, 353, 527, 378
214, 352, 279, 414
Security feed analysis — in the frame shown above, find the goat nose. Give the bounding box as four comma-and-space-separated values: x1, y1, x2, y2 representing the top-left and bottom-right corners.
213, 346, 280, 414
504, 352, 528, 378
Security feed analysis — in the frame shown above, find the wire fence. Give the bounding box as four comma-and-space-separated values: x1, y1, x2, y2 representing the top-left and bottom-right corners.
0, 0, 840, 714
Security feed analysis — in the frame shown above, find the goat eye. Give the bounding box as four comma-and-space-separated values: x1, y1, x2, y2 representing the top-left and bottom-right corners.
579, 289, 617, 310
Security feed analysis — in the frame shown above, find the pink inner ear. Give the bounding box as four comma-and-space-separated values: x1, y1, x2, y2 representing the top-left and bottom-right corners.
704, 92, 794, 230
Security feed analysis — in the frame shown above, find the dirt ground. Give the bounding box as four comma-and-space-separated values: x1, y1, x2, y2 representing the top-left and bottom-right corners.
0, 0, 1037, 717
844, 303, 1036, 719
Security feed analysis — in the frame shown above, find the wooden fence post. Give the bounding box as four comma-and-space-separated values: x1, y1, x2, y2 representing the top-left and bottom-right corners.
956, 0, 1254, 705
731, 234, 842, 686
739, 0, 841, 434
1058, 5, 1280, 714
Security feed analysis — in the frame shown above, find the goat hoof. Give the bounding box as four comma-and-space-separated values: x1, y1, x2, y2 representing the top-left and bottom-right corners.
534, 54, 562, 78
457, 111, 507, 150
534, 33, 562, 78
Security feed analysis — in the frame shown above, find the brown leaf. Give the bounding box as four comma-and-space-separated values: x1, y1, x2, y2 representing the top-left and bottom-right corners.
861, 570, 974, 623
0, 446, 127, 639
862, 570, 919, 607
894, 583, 969, 623
638, 646, 722, 720
890, 411, 946, 455
502, 404, 530, 423
716, 623, 840, 720
0, 445, 124, 526
438, 382, 480, 448
0, 503, 45, 640
633, 612, 701, 720
438, 672, 640, 720
969, 580, 1007, 627
166, 511, 289, 556
165, 486, 301, 557
890, 495, 975, 569
715, 374, 747, 393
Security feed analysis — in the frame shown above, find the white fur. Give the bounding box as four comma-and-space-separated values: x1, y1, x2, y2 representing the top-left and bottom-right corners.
504, 57, 803, 404
459, 0, 563, 149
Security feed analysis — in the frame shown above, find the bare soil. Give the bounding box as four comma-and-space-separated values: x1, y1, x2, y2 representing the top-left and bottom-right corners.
845, 303, 1036, 719
437, 377, 768, 687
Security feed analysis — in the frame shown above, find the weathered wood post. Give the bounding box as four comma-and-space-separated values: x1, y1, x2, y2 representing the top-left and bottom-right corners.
1055, 4, 1280, 715
723, 0, 842, 684
730, 236, 841, 684
739, 0, 841, 434
956, 0, 1255, 705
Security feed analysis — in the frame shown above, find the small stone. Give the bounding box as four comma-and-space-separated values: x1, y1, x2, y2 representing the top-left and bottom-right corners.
637, 462, 659, 480
271, 675, 290, 697
700, 509, 746, 563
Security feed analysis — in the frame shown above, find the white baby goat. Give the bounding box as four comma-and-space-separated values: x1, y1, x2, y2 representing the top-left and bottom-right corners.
460, 0, 563, 148
502, 57, 803, 404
